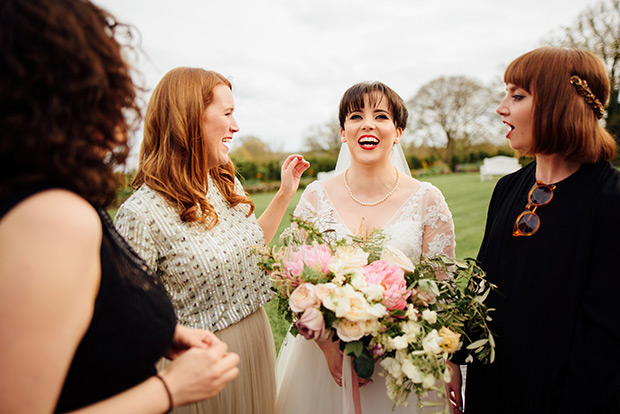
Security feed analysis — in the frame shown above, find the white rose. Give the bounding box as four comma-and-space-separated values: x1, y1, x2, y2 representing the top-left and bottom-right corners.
322, 283, 348, 311
422, 309, 437, 324
380, 245, 416, 272
334, 318, 366, 342
349, 272, 368, 290
334, 285, 373, 321
366, 303, 387, 319
363, 318, 381, 336
361, 284, 385, 302
289, 283, 320, 313
401, 358, 423, 383
330, 245, 368, 276
422, 329, 444, 354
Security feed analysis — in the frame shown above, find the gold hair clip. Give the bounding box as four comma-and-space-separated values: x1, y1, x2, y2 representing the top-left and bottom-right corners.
569, 75, 605, 119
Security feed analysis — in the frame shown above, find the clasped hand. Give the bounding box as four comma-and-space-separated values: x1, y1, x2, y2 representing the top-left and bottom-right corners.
159, 325, 240, 407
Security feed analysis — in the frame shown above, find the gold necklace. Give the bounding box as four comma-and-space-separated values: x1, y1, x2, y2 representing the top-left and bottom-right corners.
344, 167, 400, 206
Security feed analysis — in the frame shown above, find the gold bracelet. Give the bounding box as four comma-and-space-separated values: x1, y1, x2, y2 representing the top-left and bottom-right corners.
155, 374, 174, 412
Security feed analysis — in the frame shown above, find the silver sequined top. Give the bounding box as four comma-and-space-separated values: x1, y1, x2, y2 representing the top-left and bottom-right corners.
114, 176, 272, 332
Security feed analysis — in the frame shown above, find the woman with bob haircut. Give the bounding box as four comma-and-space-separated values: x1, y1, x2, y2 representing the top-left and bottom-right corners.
276, 81, 460, 414
0, 1, 240, 413
115, 67, 310, 414
463, 47, 620, 413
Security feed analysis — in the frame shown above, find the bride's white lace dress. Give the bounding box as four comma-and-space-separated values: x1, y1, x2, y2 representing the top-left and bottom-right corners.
276, 180, 455, 414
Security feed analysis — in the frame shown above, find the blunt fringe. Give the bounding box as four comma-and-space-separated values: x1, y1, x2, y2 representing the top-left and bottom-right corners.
338, 82, 409, 131
133, 67, 254, 228
504, 47, 617, 163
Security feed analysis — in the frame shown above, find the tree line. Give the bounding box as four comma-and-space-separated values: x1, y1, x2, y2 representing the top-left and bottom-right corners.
230, 0, 620, 182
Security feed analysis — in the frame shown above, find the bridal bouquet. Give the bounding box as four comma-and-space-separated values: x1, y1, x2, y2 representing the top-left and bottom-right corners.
255, 217, 496, 411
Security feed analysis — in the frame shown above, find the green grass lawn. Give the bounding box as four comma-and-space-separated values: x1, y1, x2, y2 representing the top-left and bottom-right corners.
252, 172, 500, 351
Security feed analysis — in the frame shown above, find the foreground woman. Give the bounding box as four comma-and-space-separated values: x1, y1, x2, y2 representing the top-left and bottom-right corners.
0, 1, 239, 413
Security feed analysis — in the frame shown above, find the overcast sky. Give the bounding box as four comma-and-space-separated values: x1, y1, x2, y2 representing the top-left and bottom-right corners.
97, 0, 600, 161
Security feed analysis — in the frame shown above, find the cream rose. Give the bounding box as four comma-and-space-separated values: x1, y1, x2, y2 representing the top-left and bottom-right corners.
438, 326, 461, 353
361, 284, 385, 302
334, 318, 366, 342
329, 245, 368, 277
315, 282, 336, 305
334, 285, 373, 321
289, 283, 320, 313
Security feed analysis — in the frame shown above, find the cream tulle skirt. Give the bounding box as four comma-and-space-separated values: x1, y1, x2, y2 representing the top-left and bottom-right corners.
159, 307, 276, 414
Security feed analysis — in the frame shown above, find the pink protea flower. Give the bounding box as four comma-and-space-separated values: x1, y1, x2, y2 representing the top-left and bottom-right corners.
285, 244, 332, 277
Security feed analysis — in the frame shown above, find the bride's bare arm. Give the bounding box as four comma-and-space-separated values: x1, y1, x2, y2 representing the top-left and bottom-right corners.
257, 155, 310, 244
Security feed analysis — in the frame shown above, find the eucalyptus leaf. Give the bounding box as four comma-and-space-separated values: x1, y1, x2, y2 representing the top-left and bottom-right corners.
466, 338, 489, 349
344, 340, 364, 358
353, 351, 374, 380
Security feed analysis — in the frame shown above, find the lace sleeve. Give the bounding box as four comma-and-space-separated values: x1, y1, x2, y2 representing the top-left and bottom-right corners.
114, 202, 160, 271
293, 182, 319, 221
420, 186, 455, 257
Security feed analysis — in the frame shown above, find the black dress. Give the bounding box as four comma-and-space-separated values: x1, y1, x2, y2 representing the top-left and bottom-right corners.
465, 161, 620, 413
0, 186, 177, 413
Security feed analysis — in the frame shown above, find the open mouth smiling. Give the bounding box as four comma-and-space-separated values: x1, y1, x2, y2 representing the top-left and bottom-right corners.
358, 135, 379, 149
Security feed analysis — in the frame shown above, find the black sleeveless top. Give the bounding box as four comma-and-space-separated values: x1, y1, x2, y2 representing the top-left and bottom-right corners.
0, 186, 177, 412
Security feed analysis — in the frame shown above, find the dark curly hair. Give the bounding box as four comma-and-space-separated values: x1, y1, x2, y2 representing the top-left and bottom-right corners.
0, 0, 142, 207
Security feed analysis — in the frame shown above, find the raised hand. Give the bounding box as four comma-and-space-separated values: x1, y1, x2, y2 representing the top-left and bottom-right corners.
279, 154, 310, 198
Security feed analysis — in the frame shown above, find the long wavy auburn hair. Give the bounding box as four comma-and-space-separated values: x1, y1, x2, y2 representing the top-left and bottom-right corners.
132, 67, 254, 228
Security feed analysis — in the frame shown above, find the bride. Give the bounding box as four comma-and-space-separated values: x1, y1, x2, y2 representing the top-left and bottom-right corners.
276, 82, 461, 413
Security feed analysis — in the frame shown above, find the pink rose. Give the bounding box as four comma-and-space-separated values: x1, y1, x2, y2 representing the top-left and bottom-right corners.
295, 307, 325, 340
363, 260, 411, 311
286, 244, 332, 277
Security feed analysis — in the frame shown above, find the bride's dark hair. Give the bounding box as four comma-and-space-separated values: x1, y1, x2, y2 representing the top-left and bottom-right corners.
338, 82, 408, 130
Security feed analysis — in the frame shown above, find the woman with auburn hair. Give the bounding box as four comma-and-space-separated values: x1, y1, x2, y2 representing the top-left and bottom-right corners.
115, 67, 310, 414
0, 1, 239, 413
463, 47, 620, 413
